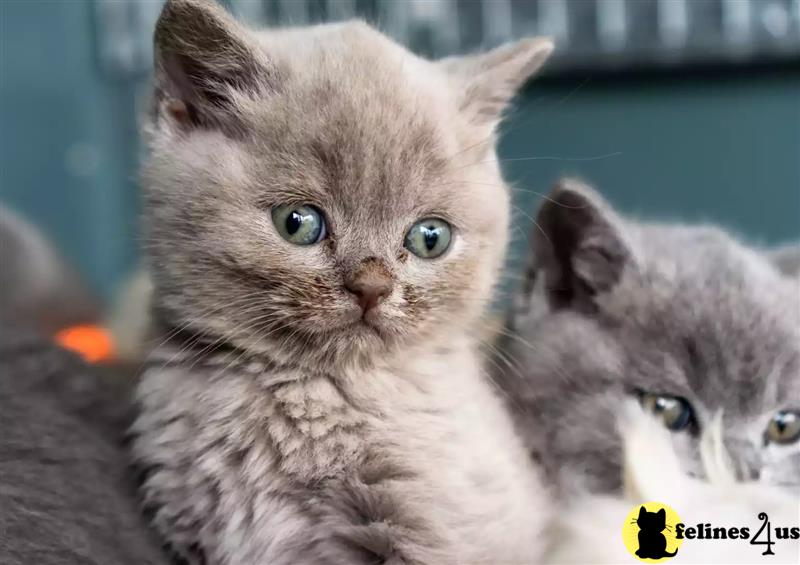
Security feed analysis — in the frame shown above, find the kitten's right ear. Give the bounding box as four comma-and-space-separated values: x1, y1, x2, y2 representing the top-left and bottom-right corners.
152, 0, 274, 131
440, 37, 553, 132
532, 179, 631, 311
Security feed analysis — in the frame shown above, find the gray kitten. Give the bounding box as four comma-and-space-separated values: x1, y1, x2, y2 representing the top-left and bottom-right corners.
132, 1, 553, 564
495, 179, 800, 496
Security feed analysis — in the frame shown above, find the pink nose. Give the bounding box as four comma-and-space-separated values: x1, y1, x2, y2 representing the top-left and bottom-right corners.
345, 260, 394, 313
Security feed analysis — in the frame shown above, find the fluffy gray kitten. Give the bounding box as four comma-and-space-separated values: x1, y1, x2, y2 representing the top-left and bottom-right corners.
132, 1, 553, 564
495, 179, 800, 496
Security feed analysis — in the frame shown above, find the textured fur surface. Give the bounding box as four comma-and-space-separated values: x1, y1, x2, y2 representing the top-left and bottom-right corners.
495, 179, 800, 495
0, 330, 168, 565
133, 1, 553, 563
546, 403, 800, 564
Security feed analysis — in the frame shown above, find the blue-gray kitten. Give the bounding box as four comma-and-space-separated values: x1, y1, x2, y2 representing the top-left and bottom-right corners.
495, 179, 800, 495
132, 1, 554, 564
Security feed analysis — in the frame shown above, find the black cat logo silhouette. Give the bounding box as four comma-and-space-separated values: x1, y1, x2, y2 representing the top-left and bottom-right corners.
635, 507, 678, 559
621, 502, 683, 562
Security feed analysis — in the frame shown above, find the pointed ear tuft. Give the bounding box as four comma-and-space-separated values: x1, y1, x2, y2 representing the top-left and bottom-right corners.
152, 0, 273, 131
532, 179, 630, 311
441, 37, 553, 129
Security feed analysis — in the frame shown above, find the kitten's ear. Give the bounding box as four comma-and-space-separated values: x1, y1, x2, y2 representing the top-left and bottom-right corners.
152, 0, 274, 131
767, 244, 800, 277
638, 506, 647, 519
532, 179, 631, 311
441, 37, 553, 130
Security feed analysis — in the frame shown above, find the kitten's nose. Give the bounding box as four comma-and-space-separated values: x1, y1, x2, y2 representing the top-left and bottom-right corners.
345, 258, 394, 313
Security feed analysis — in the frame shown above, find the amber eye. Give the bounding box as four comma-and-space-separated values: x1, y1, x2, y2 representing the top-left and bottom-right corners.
766, 411, 800, 445
640, 392, 695, 432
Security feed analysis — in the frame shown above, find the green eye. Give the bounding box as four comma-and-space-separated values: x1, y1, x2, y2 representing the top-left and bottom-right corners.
640, 392, 694, 432
271, 204, 326, 245
766, 411, 800, 445
404, 218, 452, 259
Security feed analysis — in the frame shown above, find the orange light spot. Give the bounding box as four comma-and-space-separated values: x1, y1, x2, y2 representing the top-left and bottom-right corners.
55, 325, 116, 363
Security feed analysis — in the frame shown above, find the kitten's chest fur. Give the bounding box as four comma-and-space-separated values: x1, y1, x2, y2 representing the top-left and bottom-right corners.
134, 345, 547, 564
263, 374, 370, 480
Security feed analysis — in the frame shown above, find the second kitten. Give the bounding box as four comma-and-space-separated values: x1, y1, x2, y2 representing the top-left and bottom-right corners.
496, 179, 800, 496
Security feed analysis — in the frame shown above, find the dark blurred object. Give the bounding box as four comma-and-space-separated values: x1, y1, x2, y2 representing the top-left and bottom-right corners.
509, 0, 800, 73
0, 329, 168, 565
0, 207, 103, 336
92, 0, 800, 78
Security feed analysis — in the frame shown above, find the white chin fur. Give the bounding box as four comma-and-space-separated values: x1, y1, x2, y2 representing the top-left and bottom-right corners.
546, 401, 800, 564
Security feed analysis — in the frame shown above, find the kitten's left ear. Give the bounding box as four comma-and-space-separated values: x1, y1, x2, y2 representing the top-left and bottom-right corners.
532, 179, 631, 312
440, 37, 553, 130
152, 0, 275, 132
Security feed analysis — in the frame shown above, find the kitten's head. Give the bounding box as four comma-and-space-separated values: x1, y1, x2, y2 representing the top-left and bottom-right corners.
142, 0, 552, 368
636, 507, 666, 532
501, 179, 800, 493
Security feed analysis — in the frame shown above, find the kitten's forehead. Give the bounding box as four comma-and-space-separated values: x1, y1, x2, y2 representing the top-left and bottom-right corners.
254, 21, 419, 72
606, 226, 800, 415
252, 20, 458, 148
239, 23, 490, 225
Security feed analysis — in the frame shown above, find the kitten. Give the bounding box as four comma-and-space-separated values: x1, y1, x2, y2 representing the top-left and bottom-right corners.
132, 1, 554, 564
494, 179, 800, 496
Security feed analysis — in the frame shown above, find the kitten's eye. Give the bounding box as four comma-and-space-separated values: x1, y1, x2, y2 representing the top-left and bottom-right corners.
271, 204, 326, 245
640, 393, 694, 432
404, 218, 452, 259
766, 411, 800, 445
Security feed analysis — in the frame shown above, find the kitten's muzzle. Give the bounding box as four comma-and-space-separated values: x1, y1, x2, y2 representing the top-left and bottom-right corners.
344, 258, 394, 314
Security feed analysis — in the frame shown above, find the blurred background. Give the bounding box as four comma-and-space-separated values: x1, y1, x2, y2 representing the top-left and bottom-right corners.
1, 0, 799, 310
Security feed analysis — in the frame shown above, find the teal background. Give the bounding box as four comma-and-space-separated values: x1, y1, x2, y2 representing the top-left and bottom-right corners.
500, 72, 800, 274
1, 1, 799, 301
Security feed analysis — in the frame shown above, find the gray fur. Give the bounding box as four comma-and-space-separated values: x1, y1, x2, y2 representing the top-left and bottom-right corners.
133, 1, 553, 563
496, 179, 800, 496
0, 330, 168, 565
